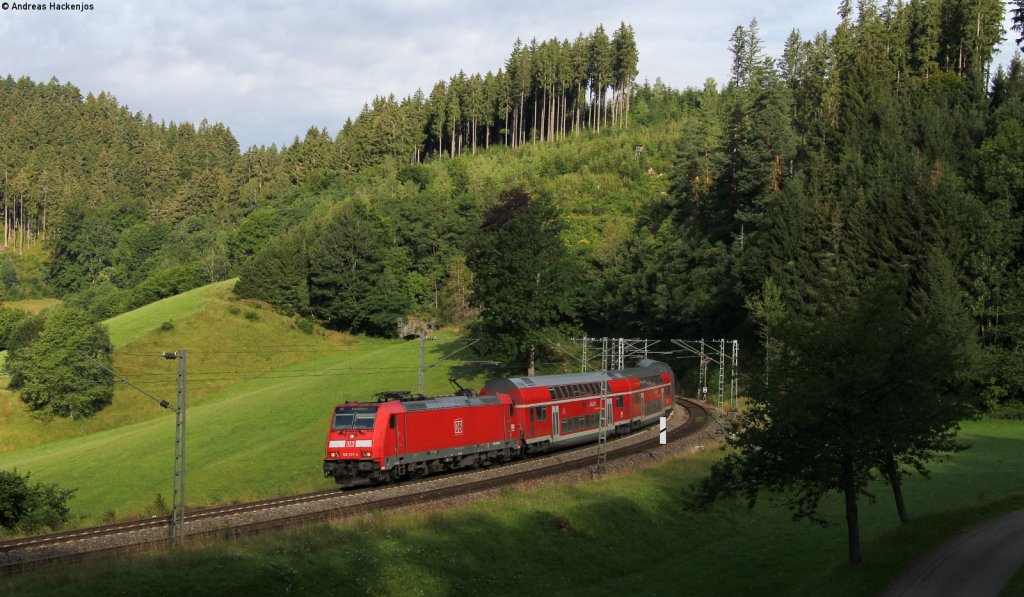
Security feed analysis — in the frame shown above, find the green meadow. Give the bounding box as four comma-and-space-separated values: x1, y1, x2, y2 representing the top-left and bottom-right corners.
0, 418, 1021, 596
0, 281, 477, 522
1, 281, 1022, 595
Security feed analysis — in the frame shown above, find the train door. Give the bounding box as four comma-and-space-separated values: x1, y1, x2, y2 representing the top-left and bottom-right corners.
391, 413, 405, 458
551, 405, 560, 441
604, 398, 613, 431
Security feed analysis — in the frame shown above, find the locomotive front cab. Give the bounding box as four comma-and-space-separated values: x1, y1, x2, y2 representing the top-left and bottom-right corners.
323, 404, 387, 486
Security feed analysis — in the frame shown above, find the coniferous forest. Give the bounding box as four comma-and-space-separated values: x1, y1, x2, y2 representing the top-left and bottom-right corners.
0, 2, 1022, 417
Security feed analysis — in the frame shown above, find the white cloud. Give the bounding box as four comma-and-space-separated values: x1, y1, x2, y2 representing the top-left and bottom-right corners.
1, 0, 1019, 149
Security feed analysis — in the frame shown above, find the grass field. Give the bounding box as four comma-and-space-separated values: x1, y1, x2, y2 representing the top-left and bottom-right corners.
0, 298, 60, 313
0, 280, 481, 521
103, 279, 239, 347
2, 281, 1022, 594
0, 418, 1021, 596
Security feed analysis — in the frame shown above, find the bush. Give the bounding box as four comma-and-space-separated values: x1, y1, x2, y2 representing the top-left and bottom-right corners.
0, 306, 28, 351
0, 469, 76, 534
151, 493, 169, 516
990, 401, 1024, 420
294, 317, 314, 335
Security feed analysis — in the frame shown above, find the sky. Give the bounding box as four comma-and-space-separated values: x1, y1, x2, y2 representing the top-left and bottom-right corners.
1, 0, 1020, 150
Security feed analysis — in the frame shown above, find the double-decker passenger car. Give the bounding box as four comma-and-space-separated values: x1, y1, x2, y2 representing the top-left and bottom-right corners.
479, 358, 674, 454
323, 359, 674, 486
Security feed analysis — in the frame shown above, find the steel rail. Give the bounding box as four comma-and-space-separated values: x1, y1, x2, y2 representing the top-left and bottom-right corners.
1, 398, 713, 574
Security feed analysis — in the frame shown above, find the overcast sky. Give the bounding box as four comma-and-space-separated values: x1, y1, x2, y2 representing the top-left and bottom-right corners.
1, 0, 1020, 150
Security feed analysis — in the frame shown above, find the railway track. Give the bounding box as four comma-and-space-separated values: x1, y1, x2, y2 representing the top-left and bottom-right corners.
1, 398, 714, 574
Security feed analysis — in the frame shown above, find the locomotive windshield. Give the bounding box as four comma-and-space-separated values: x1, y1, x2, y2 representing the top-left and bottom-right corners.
332, 405, 378, 430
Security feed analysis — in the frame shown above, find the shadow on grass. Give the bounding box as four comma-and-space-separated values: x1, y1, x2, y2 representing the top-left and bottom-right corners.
3, 432, 1023, 596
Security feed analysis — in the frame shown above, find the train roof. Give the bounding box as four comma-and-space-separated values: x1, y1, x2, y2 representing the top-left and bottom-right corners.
400, 394, 504, 411
336, 393, 507, 412
482, 359, 671, 392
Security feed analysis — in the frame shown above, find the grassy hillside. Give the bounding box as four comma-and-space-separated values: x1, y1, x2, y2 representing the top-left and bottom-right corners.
0, 281, 478, 522
1, 418, 1022, 595
104, 279, 240, 347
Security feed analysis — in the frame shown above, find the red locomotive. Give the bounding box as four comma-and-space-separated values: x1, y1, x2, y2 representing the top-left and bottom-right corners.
323, 359, 674, 486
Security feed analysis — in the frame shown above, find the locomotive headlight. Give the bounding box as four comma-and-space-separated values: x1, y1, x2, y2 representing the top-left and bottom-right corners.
362, 451, 372, 457
330, 452, 339, 458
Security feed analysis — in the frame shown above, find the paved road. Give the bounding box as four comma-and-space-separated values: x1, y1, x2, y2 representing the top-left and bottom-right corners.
882, 508, 1024, 597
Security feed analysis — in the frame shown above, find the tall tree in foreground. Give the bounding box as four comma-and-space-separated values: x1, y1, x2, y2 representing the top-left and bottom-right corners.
691, 270, 978, 564
466, 188, 580, 375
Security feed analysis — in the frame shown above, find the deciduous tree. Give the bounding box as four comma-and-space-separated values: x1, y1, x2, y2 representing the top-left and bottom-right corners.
5, 306, 114, 419
466, 188, 580, 375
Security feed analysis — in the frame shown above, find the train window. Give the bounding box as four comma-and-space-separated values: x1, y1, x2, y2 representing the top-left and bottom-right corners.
529, 408, 535, 422
534, 406, 546, 421
561, 418, 570, 434
389, 414, 396, 429
333, 405, 378, 430
549, 388, 557, 401
556, 386, 566, 399
616, 396, 624, 408
588, 383, 597, 395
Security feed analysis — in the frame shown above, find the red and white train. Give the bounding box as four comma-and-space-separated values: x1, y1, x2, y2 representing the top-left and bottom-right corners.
323, 359, 674, 486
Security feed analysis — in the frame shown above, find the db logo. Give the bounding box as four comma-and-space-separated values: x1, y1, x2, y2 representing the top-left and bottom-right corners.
454, 418, 464, 435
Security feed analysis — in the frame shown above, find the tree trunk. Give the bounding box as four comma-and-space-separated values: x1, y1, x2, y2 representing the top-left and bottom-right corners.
2, 170, 6, 249
532, 97, 538, 143
625, 83, 631, 128
884, 454, 911, 523
519, 94, 525, 147
19, 194, 24, 256
844, 472, 863, 564
549, 87, 556, 141
540, 87, 547, 143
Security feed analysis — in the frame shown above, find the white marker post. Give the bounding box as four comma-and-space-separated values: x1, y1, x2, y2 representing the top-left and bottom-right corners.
660, 416, 667, 445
